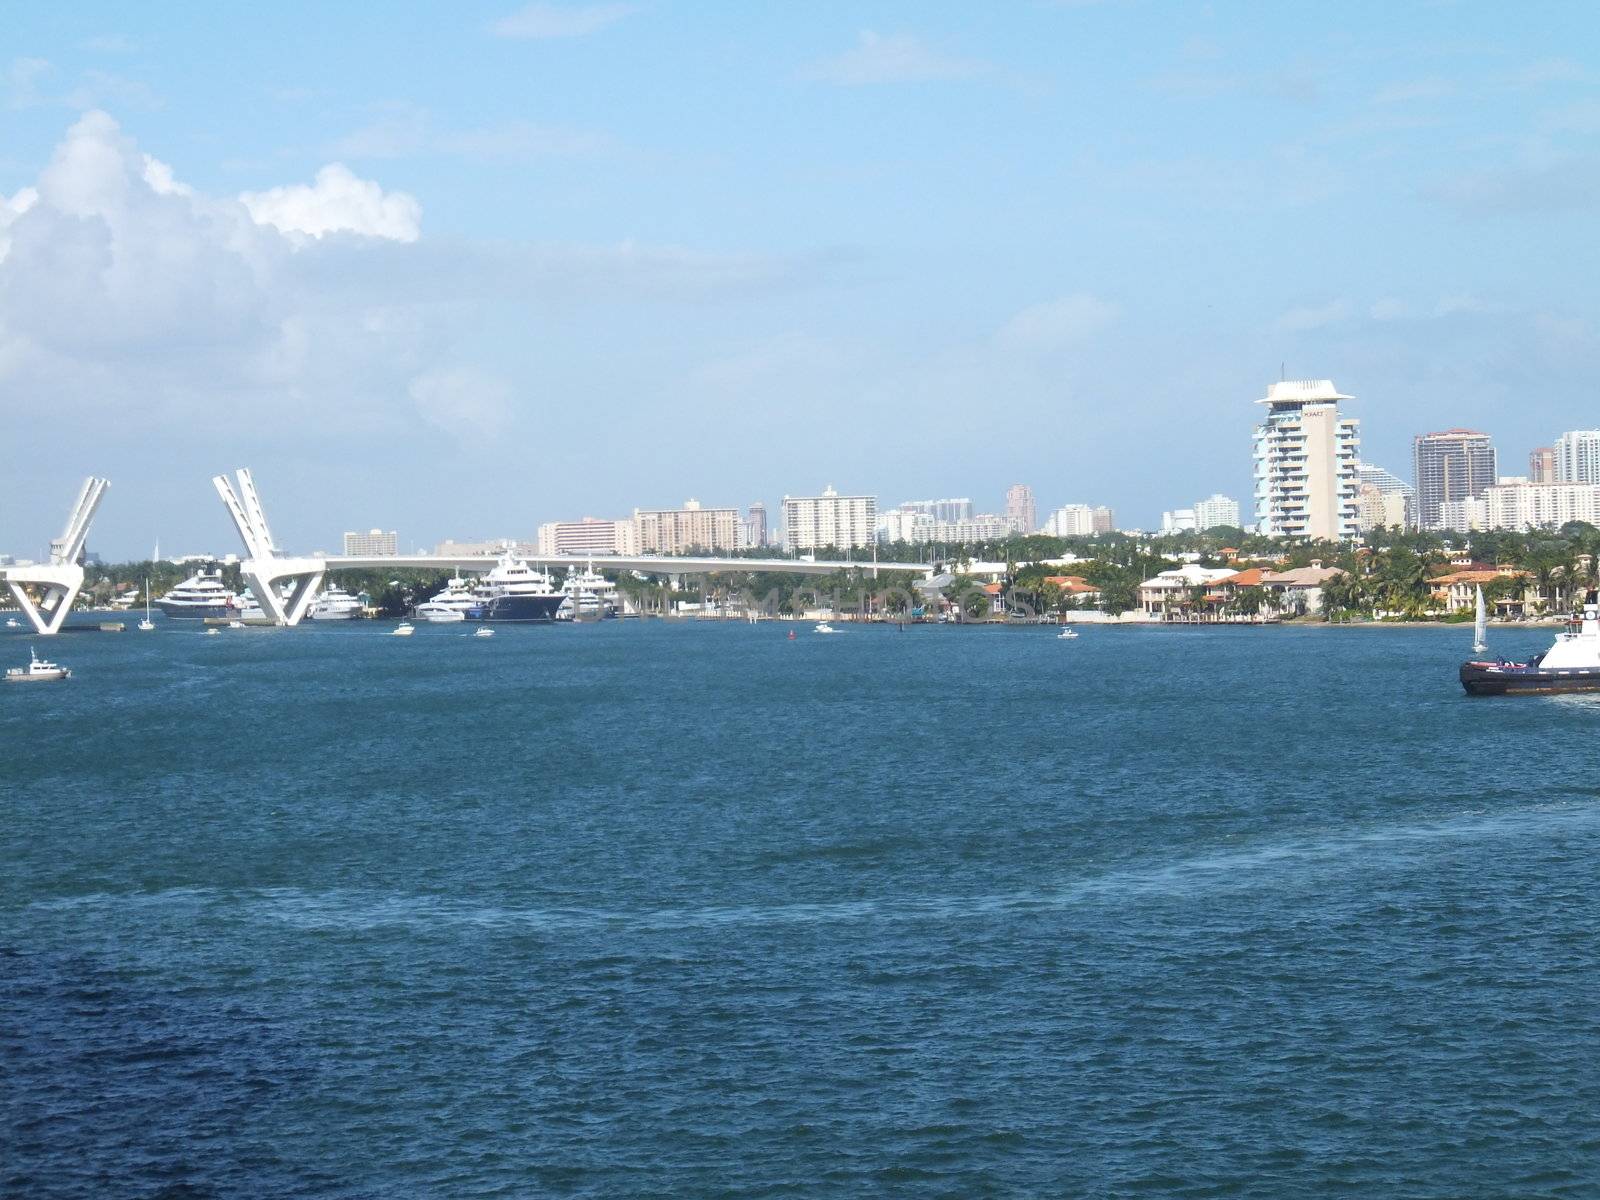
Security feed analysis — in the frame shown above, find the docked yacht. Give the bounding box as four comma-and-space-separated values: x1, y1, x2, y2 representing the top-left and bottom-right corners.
466, 556, 566, 623
558, 564, 619, 620
416, 576, 477, 623
308, 584, 363, 620
155, 568, 238, 619
1461, 597, 1600, 695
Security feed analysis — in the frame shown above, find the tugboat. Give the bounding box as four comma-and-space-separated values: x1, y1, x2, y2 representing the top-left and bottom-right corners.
5, 647, 71, 683
1461, 593, 1600, 695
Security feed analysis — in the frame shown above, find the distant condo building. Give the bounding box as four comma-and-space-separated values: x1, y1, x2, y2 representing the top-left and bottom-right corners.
1529, 446, 1556, 484
744, 502, 768, 549
634, 499, 740, 555
1554, 430, 1600, 484
1413, 429, 1496, 531
1440, 480, 1600, 533
1355, 462, 1416, 531
877, 502, 1010, 545
1005, 484, 1036, 534
434, 538, 537, 558
535, 519, 637, 558
1253, 380, 1360, 540
343, 528, 398, 556
1194, 494, 1241, 531
1042, 504, 1114, 537
782, 486, 877, 551
1161, 508, 1196, 533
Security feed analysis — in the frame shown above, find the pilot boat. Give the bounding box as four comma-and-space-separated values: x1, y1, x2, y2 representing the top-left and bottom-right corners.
5, 647, 71, 683
1461, 595, 1600, 695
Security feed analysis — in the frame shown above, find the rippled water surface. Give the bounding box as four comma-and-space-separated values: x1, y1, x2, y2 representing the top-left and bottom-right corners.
4, 619, 1598, 1197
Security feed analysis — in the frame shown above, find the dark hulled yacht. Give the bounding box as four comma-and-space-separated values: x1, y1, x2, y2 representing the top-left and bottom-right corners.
465, 556, 566, 623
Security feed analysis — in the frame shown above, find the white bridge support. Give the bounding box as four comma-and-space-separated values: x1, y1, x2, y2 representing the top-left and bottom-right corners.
2, 476, 110, 635
213, 468, 324, 626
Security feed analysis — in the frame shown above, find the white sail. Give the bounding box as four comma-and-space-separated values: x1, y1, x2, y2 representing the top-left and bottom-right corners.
1472, 585, 1487, 655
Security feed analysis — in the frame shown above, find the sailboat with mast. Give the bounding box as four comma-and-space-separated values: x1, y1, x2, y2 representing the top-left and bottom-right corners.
138, 577, 155, 631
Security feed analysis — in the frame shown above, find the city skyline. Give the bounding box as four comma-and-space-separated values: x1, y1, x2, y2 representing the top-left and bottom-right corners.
3, 4, 1599, 557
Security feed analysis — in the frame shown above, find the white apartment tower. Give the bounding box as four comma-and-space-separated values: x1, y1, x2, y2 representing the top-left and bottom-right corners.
1252, 379, 1360, 540
781, 486, 877, 552
343, 529, 398, 556
1554, 430, 1600, 484
1192, 494, 1241, 531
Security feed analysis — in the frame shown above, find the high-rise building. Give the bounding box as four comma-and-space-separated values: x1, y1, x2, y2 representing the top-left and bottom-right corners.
536, 518, 637, 557
634, 500, 740, 555
1529, 446, 1557, 484
1354, 462, 1415, 530
1412, 429, 1496, 531
1042, 504, 1114, 537
1479, 480, 1600, 531
1193, 494, 1241, 531
744, 502, 768, 549
1005, 484, 1036, 534
1252, 379, 1361, 540
1554, 430, 1600, 484
895, 498, 972, 523
781, 486, 877, 551
343, 528, 397, 556
1161, 508, 1197, 533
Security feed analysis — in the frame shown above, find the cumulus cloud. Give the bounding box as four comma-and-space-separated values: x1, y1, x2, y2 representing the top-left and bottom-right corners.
997, 294, 1120, 350
491, 2, 637, 39
802, 31, 988, 86
409, 367, 514, 439
239, 163, 421, 242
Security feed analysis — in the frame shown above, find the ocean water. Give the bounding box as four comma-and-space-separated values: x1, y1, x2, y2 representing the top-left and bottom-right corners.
3, 617, 1598, 1198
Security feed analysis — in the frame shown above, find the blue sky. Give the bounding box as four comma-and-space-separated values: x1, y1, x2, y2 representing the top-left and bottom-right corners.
2, 2, 1597, 557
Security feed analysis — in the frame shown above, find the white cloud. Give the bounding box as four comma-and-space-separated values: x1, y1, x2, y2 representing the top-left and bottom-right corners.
802, 31, 988, 86
240, 164, 421, 242
0, 186, 38, 262
4, 57, 52, 109
997, 294, 1119, 350
491, 2, 637, 39
1276, 299, 1351, 331
409, 367, 514, 439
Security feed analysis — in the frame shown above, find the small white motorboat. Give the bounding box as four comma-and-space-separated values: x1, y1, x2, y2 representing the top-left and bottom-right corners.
4, 618, 18, 628
392, 622, 415, 637
814, 622, 838, 634
204, 628, 221, 636
1057, 628, 1079, 640
228, 620, 245, 629
5, 647, 71, 683
474, 627, 495, 638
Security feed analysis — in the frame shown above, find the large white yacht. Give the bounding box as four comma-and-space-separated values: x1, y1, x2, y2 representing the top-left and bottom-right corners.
415, 576, 477, 623
467, 556, 566, 623
155, 568, 238, 619
308, 584, 363, 621
559, 564, 619, 620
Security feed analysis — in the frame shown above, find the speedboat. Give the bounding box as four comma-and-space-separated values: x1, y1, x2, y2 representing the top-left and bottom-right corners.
814, 621, 838, 634
1057, 628, 1079, 639
227, 620, 245, 629
391, 622, 415, 637
474, 627, 495, 638
1462, 598, 1600, 694
156, 568, 238, 618
204, 628, 221, 636
6, 618, 20, 627
5, 647, 70, 683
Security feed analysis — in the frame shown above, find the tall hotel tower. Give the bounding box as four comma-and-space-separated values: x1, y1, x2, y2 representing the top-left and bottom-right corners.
1252, 379, 1361, 540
